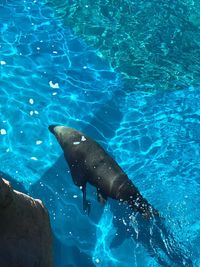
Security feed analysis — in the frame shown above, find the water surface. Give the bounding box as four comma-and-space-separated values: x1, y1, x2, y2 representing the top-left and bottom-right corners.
0, 0, 200, 266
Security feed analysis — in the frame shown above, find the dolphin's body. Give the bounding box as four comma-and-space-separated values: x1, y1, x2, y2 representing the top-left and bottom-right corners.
49, 125, 158, 218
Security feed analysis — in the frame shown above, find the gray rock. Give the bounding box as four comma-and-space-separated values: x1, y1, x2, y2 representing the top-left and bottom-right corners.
0, 177, 53, 267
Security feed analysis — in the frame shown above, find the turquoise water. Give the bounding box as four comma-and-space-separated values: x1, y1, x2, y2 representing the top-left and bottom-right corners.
0, 1, 200, 266
45, 0, 200, 91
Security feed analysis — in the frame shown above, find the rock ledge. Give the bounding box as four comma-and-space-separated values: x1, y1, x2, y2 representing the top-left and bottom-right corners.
0, 177, 53, 267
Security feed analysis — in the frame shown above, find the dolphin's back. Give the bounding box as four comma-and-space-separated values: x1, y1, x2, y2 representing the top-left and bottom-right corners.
80, 137, 135, 199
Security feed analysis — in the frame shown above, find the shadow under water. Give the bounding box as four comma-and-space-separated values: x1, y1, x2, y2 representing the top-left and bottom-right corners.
53, 233, 96, 267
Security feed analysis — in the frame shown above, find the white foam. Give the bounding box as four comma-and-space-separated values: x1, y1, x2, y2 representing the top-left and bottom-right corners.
31, 157, 38, 161
0, 129, 7, 135
36, 140, 42, 145
29, 98, 34, 104
0, 61, 6, 65
122, 219, 127, 226
95, 259, 100, 264
49, 81, 59, 89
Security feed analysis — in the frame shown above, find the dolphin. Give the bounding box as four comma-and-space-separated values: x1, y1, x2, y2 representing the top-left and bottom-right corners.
49, 125, 158, 218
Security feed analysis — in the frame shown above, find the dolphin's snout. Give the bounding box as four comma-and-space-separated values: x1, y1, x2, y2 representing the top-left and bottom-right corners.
48, 125, 58, 134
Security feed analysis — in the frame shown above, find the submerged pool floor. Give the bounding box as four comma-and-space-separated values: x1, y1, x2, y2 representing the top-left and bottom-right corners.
0, 1, 200, 266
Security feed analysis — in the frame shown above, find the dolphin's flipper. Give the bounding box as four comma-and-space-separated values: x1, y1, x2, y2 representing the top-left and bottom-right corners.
82, 184, 91, 215
97, 189, 107, 204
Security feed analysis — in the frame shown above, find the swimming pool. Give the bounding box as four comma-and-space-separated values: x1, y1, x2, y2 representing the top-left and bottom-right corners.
0, 0, 200, 266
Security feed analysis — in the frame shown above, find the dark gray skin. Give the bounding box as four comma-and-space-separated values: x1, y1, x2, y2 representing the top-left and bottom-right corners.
49, 125, 159, 219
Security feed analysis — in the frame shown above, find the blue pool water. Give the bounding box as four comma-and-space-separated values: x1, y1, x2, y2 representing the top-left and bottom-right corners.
0, 1, 200, 266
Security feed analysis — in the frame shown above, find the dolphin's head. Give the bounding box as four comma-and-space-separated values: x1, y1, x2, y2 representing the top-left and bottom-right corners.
48, 125, 86, 152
